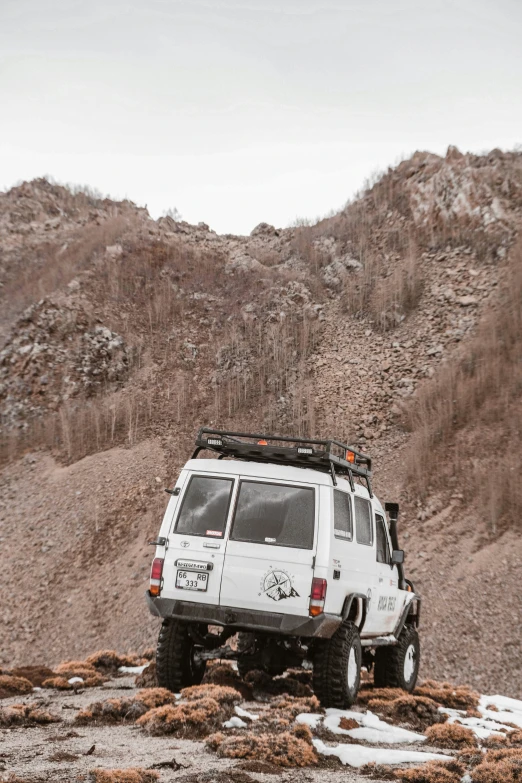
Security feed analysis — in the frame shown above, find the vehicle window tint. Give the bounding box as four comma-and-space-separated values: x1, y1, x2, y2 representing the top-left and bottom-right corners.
231, 481, 315, 549
175, 476, 233, 538
333, 490, 353, 540
375, 514, 390, 564
355, 496, 373, 546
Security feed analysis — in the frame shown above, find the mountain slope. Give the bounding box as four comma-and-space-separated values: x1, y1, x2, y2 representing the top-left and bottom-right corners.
0, 147, 521, 696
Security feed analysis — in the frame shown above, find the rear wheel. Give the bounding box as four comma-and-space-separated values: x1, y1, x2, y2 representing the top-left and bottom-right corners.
156, 619, 207, 693
374, 625, 420, 691
312, 621, 361, 708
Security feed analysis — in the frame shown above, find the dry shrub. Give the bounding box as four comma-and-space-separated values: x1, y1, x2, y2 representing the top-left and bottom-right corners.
360, 763, 397, 779
88, 770, 159, 783
207, 724, 317, 767
358, 686, 405, 704
394, 760, 465, 783
237, 759, 284, 775
203, 663, 253, 700
424, 722, 478, 749
9, 666, 55, 687
0, 674, 34, 699
243, 670, 312, 697
136, 697, 228, 737
472, 748, 522, 783
268, 694, 321, 723
141, 648, 155, 660
135, 662, 157, 689
339, 717, 360, 730
75, 688, 175, 725
55, 660, 98, 677
178, 772, 256, 783
415, 680, 480, 710
0, 703, 60, 727
369, 695, 444, 730
85, 650, 139, 672
180, 684, 241, 705
43, 672, 104, 689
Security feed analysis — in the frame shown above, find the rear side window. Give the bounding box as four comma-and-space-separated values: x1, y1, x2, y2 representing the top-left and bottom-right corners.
375, 514, 390, 564
333, 490, 353, 540
175, 475, 233, 538
355, 496, 373, 546
231, 481, 315, 549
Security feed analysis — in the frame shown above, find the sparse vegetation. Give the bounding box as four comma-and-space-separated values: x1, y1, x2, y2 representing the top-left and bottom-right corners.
0, 674, 34, 699
207, 724, 317, 767
0, 703, 60, 727
424, 722, 478, 749
414, 680, 480, 710
75, 688, 175, 724
88, 770, 159, 783
136, 697, 228, 737
368, 694, 444, 730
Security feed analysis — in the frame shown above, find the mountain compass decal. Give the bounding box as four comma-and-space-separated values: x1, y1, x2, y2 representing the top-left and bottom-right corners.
260, 569, 300, 601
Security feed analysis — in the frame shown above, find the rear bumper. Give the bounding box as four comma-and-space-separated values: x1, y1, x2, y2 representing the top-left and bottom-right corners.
145, 592, 341, 639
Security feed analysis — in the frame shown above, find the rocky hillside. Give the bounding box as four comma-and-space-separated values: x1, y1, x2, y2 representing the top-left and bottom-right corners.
0, 147, 521, 696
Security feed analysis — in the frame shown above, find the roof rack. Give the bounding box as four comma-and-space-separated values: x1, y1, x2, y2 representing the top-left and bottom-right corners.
192, 427, 373, 497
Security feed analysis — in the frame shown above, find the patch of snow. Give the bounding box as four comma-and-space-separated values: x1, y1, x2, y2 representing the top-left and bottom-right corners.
324, 708, 426, 744
118, 664, 148, 674
68, 677, 84, 684
235, 706, 259, 721
32, 687, 42, 692
223, 716, 248, 729
296, 713, 323, 729
313, 739, 452, 768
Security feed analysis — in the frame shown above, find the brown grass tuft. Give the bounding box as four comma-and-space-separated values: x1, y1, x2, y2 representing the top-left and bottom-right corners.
243, 670, 312, 697
0, 674, 34, 699
471, 748, 522, 783
180, 684, 241, 705
394, 760, 465, 783
207, 724, 317, 767
136, 698, 228, 737
359, 763, 397, 779
369, 695, 445, 730
414, 680, 480, 710
339, 717, 360, 730
236, 759, 284, 775
85, 650, 140, 672
358, 686, 405, 704
88, 769, 159, 783
75, 688, 175, 725
0, 703, 61, 727
424, 722, 478, 749
134, 662, 157, 689
203, 663, 253, 700
9, 667, 56, 687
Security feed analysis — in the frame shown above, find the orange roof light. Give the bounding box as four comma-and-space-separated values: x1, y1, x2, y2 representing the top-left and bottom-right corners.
346, 450, 355, 463
258, 439, 268, 445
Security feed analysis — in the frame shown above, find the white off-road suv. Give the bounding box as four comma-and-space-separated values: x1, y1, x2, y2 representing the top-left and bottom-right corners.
146, 429, 420, 707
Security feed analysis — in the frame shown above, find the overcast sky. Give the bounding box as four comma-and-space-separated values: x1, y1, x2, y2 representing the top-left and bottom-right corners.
1, 0, 521, 234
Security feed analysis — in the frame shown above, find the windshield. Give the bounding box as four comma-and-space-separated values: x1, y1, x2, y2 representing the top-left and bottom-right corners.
230, 480, 315, 549
175, 475, 233, 537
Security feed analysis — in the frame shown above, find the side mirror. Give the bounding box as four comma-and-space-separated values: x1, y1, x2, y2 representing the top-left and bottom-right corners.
391, 549, 404, 565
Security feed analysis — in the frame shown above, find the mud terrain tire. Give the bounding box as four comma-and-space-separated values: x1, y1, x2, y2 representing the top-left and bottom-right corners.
374, 625, 420, 691
312, 621, 361, 708
156, 619, 206, 692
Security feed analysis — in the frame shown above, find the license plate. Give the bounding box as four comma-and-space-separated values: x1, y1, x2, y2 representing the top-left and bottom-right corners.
176, 569, 209, 591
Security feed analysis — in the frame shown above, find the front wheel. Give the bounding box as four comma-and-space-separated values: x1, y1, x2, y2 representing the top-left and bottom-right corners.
156, 619, 207, 693
374, 625, 420, 691
312, 621, 361, 708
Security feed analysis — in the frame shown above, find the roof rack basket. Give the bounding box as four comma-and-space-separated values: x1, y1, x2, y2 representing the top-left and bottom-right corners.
192, 427, 373, 497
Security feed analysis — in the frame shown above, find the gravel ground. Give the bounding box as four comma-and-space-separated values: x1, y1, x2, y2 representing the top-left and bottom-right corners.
0, 675, 433, 783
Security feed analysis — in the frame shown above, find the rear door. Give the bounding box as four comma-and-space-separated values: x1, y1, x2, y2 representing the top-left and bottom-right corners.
219, 477, 317, 615
162, 472, 236, 606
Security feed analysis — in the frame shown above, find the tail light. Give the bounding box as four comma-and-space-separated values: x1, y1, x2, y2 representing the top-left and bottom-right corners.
150, 557, 164, 596
309, 577, 327, 617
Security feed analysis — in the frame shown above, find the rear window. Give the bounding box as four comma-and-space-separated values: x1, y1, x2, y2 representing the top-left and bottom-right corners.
174, 475, 233, 538
231, 481, 315, 549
